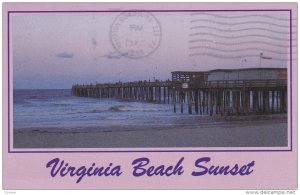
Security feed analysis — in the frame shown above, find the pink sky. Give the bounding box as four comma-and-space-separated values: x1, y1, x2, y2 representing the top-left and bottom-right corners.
12, 11, 292, 89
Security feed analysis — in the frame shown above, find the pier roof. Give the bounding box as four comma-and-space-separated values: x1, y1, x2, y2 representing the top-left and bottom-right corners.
172, 67, 287, 74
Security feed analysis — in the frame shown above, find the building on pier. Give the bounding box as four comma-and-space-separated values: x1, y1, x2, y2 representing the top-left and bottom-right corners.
172, 68, 287, 87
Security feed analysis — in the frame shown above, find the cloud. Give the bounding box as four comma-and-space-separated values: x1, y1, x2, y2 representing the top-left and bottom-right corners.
101, 51, 124, 59
56, 52, 74, 59
91, 37, 97, 47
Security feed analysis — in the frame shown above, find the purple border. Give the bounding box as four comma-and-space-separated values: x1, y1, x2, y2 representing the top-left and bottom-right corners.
7, 9, 293, 153
8, 11, 11, 153
289, 9, 293, 151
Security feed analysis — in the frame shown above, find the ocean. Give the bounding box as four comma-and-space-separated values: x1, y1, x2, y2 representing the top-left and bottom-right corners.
13, 89, 205, 130
13, 89, 288, 148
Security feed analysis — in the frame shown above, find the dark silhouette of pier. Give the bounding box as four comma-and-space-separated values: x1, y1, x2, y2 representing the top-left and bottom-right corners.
72, 68, 287, 115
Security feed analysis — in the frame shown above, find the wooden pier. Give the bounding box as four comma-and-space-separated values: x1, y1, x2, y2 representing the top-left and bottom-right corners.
72, 68, 287, 115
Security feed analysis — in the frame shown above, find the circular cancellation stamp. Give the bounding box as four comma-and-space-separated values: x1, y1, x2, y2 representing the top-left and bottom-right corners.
110, 12, 162, 59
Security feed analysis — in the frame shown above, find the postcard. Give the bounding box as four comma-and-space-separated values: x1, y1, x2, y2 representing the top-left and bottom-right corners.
2, 2, 298, 190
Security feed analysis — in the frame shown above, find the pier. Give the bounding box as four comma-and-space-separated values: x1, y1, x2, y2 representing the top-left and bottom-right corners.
72, 68, 287, 115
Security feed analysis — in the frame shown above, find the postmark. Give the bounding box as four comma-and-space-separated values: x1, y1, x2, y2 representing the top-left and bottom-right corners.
110, 11, 162, 59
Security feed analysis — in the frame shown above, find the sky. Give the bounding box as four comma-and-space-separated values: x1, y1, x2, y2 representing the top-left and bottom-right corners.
12, 11, 294, 89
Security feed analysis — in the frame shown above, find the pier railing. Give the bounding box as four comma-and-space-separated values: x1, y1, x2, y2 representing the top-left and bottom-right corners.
173, 79, 287, 89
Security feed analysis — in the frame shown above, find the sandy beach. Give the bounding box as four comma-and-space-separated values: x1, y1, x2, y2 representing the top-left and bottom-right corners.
13, 114, 287, 148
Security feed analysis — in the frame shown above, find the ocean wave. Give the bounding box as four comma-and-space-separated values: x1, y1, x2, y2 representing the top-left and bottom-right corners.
109, 105, 126, 112
65, 105, 130, 114
109, 105, 170, 112
77, 105, 169, 114
105, 116, 129, 120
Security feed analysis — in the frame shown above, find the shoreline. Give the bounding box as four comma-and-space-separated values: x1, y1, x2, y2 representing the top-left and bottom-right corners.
13, 114, 288, 148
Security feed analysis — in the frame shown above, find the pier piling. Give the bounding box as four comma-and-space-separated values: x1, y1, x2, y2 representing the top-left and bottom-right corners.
72, 68, 287, 116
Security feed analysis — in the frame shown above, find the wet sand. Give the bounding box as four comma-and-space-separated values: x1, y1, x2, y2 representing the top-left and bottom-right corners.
13, 114, 288, 148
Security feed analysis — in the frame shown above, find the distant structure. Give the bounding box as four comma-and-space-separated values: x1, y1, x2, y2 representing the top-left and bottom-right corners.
72, 68, 287, 115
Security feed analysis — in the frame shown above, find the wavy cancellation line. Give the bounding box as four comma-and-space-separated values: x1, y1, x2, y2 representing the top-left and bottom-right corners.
190, 19, 296, 28
189, 32, 294, 42
189, 53, 295, 61
190, 12, 296, 21
189, 46, 296, 55
189, 39, 297, 48
190, 25, 297, 35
